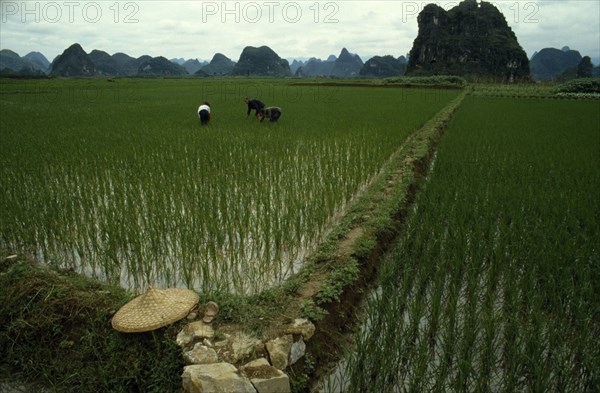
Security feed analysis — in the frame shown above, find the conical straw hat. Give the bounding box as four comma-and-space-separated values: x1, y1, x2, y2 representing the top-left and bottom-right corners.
112, 286, 199, 333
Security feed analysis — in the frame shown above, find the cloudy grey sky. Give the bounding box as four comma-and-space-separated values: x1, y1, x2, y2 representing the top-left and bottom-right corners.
1, 0, 599, 64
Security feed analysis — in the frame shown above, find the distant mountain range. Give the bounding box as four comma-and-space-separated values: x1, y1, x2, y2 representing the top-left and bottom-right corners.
293, 48, 366, 77
1, 43, 406, 78
197, 53, 235, 76
4, 0, 600, 81
231, 46, 291, 77
2, 42, 598, 80
529, 46, 600, 81
6, 0, 600, 81
360, 55, 408, 77
0, 49, 50, 76
294, 56, 336, 77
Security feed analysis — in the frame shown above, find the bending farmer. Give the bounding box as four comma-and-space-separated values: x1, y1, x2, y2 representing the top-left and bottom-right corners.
198, 102, 211, 126
244, 97, 265, 119
259, 107, 282, 123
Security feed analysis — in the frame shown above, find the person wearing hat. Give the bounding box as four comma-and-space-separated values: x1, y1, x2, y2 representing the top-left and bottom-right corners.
198, 101, 211, 126
244, 97, 265, 119
258, 106, 282, 123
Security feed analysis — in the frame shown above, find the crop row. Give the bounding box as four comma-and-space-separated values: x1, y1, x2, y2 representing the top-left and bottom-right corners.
327, 97, 599, 391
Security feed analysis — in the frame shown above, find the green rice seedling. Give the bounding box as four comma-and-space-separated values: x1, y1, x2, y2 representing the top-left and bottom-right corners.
0, 78, 459, 294
336, 96, 599, 391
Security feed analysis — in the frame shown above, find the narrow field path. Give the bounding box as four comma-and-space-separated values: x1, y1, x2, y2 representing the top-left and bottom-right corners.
293, 91, 467, 390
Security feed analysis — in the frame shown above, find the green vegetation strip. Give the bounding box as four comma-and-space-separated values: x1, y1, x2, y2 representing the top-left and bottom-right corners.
290, 75, 467, 89
470, 77, 600, 99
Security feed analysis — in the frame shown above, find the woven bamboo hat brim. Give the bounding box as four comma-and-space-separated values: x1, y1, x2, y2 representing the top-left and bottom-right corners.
111, 286, 199, 333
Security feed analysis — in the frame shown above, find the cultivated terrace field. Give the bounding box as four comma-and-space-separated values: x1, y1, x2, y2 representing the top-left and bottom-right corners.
1, 76, 598, 392
0, 78, 458, 293
325, 96, 599, 392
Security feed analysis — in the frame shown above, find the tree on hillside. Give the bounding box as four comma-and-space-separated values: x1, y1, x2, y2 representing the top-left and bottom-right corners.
577, 56, 593, 78
359, 56, 406, 77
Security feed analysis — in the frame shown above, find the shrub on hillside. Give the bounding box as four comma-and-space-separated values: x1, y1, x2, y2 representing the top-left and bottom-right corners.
555, 77, 600, 94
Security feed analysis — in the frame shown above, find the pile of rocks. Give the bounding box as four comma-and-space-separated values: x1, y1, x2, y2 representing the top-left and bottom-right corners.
176, 318, 316, 393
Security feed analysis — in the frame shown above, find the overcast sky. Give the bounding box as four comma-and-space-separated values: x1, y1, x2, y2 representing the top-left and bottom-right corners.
1, 0, 599, 64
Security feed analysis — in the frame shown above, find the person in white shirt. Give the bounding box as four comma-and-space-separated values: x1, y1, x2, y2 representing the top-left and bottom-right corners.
198, 102, 211, 126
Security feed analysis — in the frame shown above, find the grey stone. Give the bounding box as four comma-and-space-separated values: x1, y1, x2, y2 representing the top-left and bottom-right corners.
241, 358, 291, 393
231, 332, 263, 362
181, 363, 256, 393
284, 318, 316, 340
265, 335, 293, 370
184, 343, 219, 365
177, 321, 215, 348
289, 337, 305, 365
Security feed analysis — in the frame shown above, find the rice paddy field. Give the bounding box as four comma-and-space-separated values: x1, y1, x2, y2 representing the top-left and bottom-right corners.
0, 78, 457, 294
2, 77, 599, 392
325, 96, 600, 392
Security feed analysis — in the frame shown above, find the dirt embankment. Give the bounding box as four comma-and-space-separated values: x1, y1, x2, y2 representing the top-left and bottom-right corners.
280, 92, 467, 391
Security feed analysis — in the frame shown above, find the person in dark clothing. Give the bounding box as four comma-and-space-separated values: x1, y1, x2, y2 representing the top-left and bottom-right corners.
244, 97, 265, 119
198, 101, 211, 126
259, 106, 282, 123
